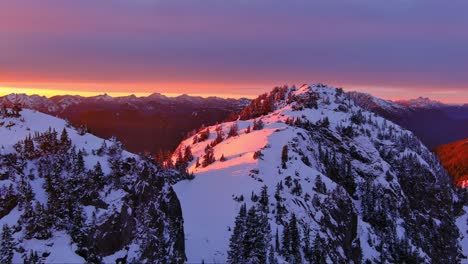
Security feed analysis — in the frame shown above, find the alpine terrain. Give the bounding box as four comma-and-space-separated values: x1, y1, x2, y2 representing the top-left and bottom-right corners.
349, 92, 468, 148
0, 107, 185, 263
0, 93, 249, 154
173, 84, 468, 263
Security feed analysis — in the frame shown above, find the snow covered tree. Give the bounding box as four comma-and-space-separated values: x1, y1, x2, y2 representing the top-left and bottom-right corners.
183, 145, 194, 162
59, 128, 72, 152
311, 234, 327, 264
243, 206, 269, 264
227, 122, 239, 138
0, 224, 14, 264
227, 204, 247, 263
289, 214, 301, 263
92, 162, 105, 189
202, 145, 216, 167
253, 119, 264, 130
259, 185, 269, 213
313, 175, 327, 194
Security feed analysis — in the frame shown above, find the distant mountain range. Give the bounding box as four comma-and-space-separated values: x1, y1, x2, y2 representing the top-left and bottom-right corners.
349, 93, 468, 148
0, 93, 250, 154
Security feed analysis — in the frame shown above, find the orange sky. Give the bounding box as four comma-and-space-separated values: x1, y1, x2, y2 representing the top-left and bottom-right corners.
0, 81, 466, 104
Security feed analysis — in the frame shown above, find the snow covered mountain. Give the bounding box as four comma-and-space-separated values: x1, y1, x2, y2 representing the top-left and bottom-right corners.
349, 91, 468, 148
173, 84, 467, 263
0, 107, 185, 263
0, 93, 249, 153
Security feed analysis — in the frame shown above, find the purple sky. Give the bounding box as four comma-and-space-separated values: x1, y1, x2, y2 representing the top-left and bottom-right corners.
0, 0, 467, 102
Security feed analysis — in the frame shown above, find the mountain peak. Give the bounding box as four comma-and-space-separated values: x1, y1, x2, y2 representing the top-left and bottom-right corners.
394, 96, 444, 109
172, 84, 465, 263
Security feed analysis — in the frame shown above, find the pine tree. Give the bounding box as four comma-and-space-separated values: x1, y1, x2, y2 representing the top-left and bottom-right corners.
259, 185, 269, 213
76, 150, 85, 174
311, 234, 327, 264
92, 162, 105, 189
59, 128, 71, 152
227, 204, 247, 263
202, 145, 215, 167
243, 207, 268, 264
227, 123, 239, 138
313, 175, 327, 194
183, 145, 194, 162
23, 136, 35, 159
289, 214, 301, 263
282, 222, 291, 256
0, 224, 14, 264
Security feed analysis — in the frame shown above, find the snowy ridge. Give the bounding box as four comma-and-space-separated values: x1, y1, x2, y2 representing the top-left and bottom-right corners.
0, 93, 250, 114
0, 108, 185, 263
173, 84, 467, 263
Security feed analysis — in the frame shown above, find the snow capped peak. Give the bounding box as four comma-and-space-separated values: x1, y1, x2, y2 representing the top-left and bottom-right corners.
395, 96, 445, 109
173, 84, 466, 263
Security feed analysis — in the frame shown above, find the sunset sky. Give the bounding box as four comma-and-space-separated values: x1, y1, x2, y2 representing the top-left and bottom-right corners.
1, 0, 467, 103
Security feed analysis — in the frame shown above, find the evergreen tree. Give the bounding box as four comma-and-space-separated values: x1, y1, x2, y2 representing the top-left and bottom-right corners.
243, 207, 268, 264
227, 204, 247, 263
259, 185, 269, 213
59, 128, 71, 152
313, 175, 327, 194
76, 150, 85, 174
202, 145, 215, 167
227, 123, 239, 138
281, 145, 288, 169
311, 234, 327, 264
183, 145, 194, 162
0, 224, 14, 264
282, 222, 291, 256
92, 162, 105, 189
289, 214, 301, 263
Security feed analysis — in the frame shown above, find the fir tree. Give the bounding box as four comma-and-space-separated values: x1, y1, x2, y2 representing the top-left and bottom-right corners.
0, 224, 14, 264
227, 123, 239, 138
259, 185, 269, 213
59, 128, 71, 152
92, 162, 105, 189
202, 145, 215, 167
183, 145, 194, 162
227, 204, 247, 263
282, 222, 291, 255
311, 234, 327, 264
289, 214, 301, 263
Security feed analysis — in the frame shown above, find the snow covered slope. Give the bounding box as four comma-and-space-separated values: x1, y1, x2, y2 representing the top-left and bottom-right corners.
173, 84, 467, 263
0, 108, 185, 263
